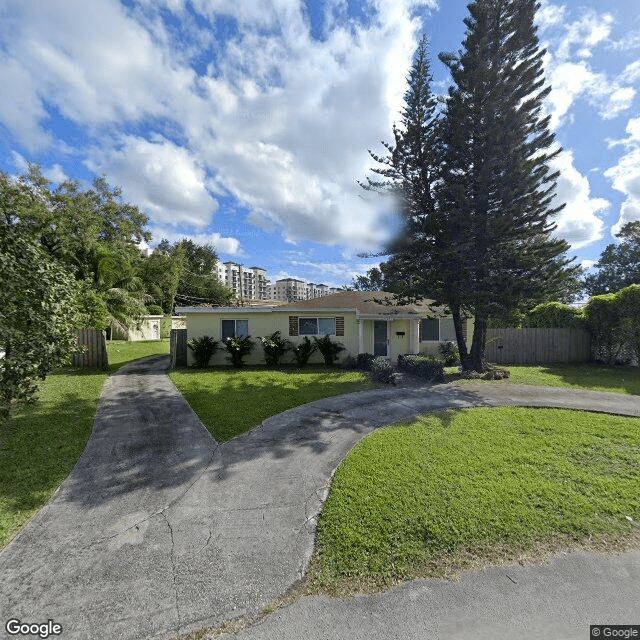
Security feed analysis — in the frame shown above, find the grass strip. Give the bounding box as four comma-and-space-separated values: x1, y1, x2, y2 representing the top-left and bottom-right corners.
169, 366, 377, 442
308, 407, 640, 595
0, 340, 169, 549
448, 363, 640, 395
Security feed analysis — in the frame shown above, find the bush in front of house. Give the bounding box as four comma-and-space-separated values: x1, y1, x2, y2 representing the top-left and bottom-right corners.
292, 337, 316, 367
369, 356, 395, 384
188, 336, 219, 368
313, 335, 346, 366
259, 331, 292, 366
355, 353, 376, 371
438, 341, 460, 366
397, 354, 445, 383
224, 335, 255, 368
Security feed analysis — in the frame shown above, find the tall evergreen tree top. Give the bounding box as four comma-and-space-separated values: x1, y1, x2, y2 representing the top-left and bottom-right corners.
437, 0, 575, 321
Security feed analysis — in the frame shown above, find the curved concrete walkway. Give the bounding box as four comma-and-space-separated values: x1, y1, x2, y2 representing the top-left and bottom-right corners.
1, 356, 639, 640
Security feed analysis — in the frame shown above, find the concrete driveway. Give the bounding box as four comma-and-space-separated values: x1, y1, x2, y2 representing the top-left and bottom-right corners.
1, 356, 638, 639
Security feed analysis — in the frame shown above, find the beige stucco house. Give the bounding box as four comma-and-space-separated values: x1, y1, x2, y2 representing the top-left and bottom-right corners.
177, 291, 472, 367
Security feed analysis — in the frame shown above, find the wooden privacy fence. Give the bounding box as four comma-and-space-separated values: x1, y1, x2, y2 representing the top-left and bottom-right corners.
73, 329, 109, 370
484, 328, 591, 365
170, 329, 188, 369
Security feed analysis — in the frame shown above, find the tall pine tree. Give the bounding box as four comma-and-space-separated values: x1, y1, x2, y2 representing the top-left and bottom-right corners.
364, 1, 579, 371
359, 35, 445, 303
437, 0, 578, 370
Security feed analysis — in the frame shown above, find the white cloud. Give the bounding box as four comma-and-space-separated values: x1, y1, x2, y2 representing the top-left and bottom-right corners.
620, 60, 640, 84
553, 9, 614, 62
86, 136, 220, 229
606, 117, 640, 236
540, 5, 635, 129
536, 1, 565, 31
547, 62, 635, 130
550, 150, 608, 249
0, 0, 438, 255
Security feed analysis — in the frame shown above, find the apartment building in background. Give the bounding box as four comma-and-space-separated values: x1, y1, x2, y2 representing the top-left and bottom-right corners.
266, 278, 340, 302
215, 262, 340, 302
216, 262, 269, 300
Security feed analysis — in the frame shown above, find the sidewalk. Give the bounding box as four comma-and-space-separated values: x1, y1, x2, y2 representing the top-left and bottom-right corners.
1, 356, 639, 639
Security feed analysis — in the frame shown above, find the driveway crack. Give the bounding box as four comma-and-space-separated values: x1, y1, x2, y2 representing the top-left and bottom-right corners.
162, 511, 181, 627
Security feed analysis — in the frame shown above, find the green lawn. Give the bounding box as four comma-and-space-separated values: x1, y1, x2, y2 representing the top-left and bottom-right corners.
106, 338, 169, 371
307, 406, 640, 595
169, 366, 377, 442
447, 363, 640, 395
0, 340, 169, 549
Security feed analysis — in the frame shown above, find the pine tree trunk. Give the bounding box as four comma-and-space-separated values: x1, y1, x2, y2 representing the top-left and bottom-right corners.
451, 306, 471, 370
469, 314, 487, 372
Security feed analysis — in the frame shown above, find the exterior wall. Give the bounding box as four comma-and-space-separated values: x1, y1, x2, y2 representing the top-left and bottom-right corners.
185, 310, 358, 366
128, 316, 164, 341
417, 317, 475, 356
171, 316, 186, 330
389, 319, 411, 361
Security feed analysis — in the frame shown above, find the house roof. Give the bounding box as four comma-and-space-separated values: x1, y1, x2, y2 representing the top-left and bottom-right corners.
176, 291, 447, 317
279, 291, 443, 316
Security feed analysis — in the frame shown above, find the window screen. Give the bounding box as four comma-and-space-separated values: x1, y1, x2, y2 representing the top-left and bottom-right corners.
439, 318, 456, 341
318, 318, 336, 335
420, 318, 440, 341
299, 317, 336, 336
221, 319, 249, 339
299, 318, 318, 335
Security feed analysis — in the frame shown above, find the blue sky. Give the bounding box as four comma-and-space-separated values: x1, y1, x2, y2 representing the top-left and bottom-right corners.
1, 0, 639, 288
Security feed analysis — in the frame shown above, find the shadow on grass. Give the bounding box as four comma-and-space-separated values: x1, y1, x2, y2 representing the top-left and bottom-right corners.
171, 364, 378, 442
448, 362, 640, 396
0, 370, 107, 547
535, 363, 640, 395
11, 358, 488, 514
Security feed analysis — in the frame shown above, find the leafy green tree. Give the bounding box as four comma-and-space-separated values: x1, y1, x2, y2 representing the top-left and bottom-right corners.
2, 167, 152, 333
524, 302, 584, 328
157, 239, 232, 307
351, 267, 386, 291
1, 225, 80, 419
584, 222, 640, 295
137, 246, 185, 313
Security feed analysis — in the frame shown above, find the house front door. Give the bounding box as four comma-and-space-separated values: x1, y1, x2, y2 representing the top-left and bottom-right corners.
373, 320, 388, 357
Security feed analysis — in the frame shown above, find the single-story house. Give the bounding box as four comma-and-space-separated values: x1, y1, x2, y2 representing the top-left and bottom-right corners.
177, 291, 473, 367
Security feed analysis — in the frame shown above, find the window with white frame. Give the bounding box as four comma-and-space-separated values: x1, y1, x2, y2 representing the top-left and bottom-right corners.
221, 319, 249, 339
298, 317, 336, 336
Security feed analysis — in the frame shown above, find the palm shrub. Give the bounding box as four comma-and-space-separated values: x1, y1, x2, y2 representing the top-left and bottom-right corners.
313, 335, 346, 366
187, 336, 219, 368
292, 337, 316, 367
259, 331, 292, 366
224, 335, 255, 368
